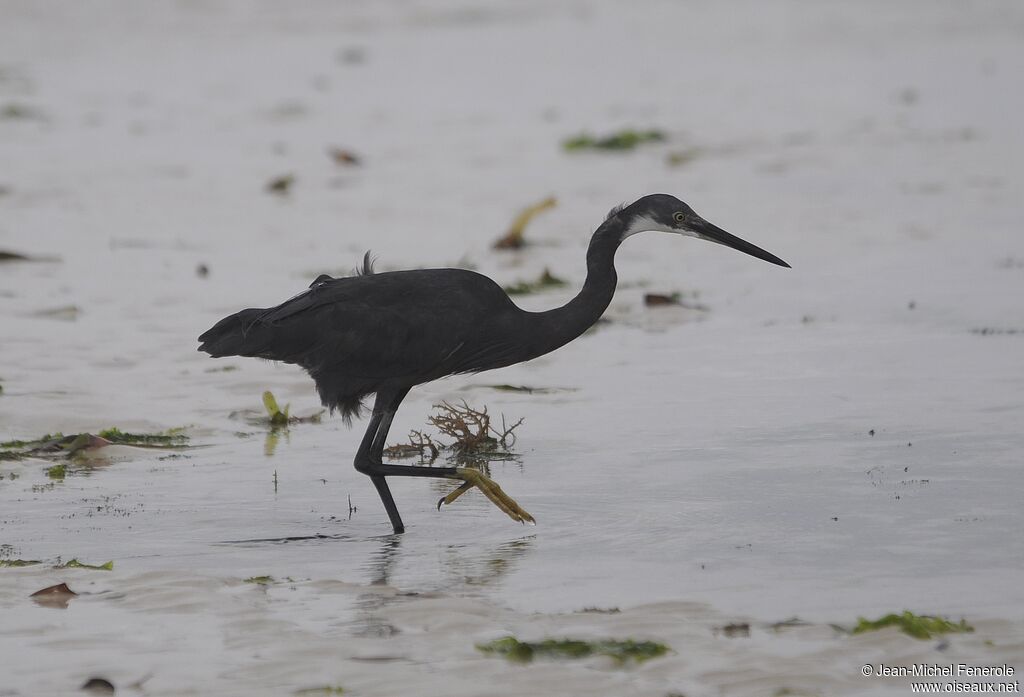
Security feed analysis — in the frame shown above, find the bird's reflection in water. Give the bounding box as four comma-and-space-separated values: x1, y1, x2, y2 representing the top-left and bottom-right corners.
349, 533, 535, 638
349, 535, 405, 639
362, 533, 534, 590
439, 537, 533, 589
366, 534, 404, 587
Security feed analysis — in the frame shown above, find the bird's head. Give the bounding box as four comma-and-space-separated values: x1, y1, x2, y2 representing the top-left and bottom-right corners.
615, 193, 790, 268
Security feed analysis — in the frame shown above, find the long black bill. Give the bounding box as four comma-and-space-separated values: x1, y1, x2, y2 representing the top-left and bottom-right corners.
692, 218, 791, 268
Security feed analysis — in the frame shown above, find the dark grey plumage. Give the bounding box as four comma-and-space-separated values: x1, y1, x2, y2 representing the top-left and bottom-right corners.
200, 266, 540, 422
198, 194, 789, 533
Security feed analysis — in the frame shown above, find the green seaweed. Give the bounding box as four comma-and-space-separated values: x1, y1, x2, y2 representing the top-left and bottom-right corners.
851, 611, 973, 640
2, 428, 186, 457
477, 636, 668, 664
0, 559, 43, 567
1, 433, 63, 449
266, 173, 295, 195
235, 393, 322, 429
263, 391, 291, 426
46, 464, 67, 479
1, 103, 46, 120
244, 575, 274, 585
60, 558, 114, 571
666, 147, 704, 167
503, 268, 567, 296
98, 427, 188, 446
294, 688, 344, 696
563, 129, 666, 152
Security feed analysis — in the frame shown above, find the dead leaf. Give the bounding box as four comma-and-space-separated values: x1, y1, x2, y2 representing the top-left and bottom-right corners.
328, 147, 361, 166
30, 582, 77, 609
493, 196, 556, 249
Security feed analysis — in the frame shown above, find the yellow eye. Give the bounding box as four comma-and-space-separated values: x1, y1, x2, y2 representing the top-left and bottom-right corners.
673, 212, 686, 224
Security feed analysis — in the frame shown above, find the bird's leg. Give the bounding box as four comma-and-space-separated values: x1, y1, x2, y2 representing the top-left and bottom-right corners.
370, 475, 404, 534
354, 404, 405, 534
356, 390, 534, 527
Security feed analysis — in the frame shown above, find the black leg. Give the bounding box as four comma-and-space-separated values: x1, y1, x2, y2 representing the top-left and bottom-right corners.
353, 388, 533, 530
353, 392, 405, 533
354, 388, 455, 534
359, 388, 466, 474
370, 475, 404, 534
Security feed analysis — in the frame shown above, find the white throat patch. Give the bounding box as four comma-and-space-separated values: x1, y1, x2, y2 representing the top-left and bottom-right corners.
620, 215, 696, 241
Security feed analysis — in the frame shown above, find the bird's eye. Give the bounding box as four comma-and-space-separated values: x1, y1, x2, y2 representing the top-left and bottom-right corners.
673, 212, 686, 224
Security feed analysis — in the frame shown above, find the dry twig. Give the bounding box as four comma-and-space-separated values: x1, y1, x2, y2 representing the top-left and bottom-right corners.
386, 400, 523, 459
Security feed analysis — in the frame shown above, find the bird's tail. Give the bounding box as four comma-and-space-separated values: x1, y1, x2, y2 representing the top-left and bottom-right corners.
197, 308, 273, 358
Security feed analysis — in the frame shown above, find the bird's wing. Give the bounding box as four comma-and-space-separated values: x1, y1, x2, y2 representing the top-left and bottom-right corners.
238, 276, 469, 378
251, 277, 348, 326
221, 268, 527, 382
442, 337, 530, 375
252, 260, 393, 327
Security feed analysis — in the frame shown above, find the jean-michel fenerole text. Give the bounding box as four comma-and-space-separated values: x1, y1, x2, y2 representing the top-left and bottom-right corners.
872, 664, 1014, 678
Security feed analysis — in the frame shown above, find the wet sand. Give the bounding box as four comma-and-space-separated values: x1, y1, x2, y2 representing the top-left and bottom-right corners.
2, 1, 1023, 694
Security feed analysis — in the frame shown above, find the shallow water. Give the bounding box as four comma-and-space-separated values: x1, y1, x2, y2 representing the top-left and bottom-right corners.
2, 1, 1024, 695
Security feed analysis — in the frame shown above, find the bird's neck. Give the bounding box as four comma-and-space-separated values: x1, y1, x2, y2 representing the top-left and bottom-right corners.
528, 220, 623, 356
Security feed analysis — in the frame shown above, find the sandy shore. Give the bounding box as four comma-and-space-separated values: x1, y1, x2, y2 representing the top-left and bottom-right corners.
2, 1, 1023, 694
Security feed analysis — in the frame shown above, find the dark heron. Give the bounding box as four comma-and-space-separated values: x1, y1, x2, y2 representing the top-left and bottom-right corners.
198, 194, 789, 533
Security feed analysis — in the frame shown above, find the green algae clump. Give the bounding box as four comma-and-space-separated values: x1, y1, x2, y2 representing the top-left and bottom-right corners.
61, 558, 114, 571
503, 268, 568, 296
98, 427, 188, 446
852, 611, 973, 640
244, 575, 275, 585
477, 636, 668, 665
563, 129, 666, 152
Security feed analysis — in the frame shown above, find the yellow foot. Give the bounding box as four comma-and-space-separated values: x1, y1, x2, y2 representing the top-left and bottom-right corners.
437, 467, 535, 525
